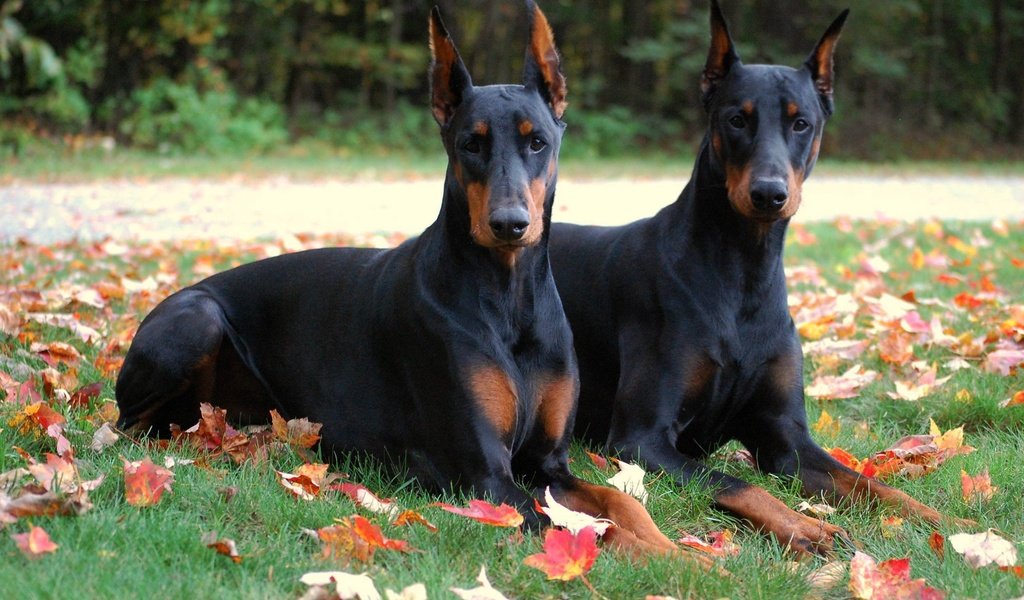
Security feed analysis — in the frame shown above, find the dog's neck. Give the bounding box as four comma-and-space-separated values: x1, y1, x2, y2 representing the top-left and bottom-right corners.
664, 137, 790, 298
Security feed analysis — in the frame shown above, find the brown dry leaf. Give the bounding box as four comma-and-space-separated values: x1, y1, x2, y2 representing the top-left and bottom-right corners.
269, 409, 322, 449
202, 532, 243, 563
90, 423, 120, 453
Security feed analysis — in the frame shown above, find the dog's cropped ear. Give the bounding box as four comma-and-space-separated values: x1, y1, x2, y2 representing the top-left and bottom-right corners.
522, 1, 567, 120
429, 6, 472, 127
701, 0, 741, 106
805, 9, 849, 116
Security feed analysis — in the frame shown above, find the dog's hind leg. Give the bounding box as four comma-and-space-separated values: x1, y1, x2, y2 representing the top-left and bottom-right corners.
115, 290, 266, 435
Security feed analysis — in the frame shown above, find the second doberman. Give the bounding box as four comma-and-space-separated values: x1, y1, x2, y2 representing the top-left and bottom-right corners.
550, 1, 969, 557
115, 3, 676, 555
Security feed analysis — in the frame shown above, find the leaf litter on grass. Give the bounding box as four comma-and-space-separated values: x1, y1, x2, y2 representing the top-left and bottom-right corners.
2, 220, 1024, 596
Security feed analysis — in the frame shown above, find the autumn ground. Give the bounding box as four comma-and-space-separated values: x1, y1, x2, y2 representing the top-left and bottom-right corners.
1, 174, 1024, 599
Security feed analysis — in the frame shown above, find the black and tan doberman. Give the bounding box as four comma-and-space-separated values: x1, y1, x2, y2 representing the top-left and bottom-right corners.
116, 2, 675, 555
550, 1, 965, 557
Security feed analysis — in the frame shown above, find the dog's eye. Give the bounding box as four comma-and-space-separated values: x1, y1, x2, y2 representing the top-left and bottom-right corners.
463, 138, 482, 154
728, 115, 746, 129
793, 118, 810, 132
529, 137, 547, 152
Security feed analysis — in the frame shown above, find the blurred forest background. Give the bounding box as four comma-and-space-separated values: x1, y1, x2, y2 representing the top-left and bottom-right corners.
1, 0, 1022, 162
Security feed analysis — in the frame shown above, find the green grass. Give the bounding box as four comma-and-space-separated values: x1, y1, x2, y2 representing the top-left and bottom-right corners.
2, 219, 1024, 599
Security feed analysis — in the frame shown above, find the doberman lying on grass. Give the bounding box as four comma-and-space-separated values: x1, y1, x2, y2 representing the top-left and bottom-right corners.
550, 1, 965, 557
116, 2, 675, 555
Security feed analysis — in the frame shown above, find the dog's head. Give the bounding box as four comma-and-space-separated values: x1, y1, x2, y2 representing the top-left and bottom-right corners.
701, 0, 848, 224
429, 2, 567, 265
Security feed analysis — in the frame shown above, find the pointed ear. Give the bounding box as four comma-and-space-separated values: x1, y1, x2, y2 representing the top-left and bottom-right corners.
522, 1, 567, 119
701, 0, 741, 105
804, 9, 849, 116
429, 6, 472, 127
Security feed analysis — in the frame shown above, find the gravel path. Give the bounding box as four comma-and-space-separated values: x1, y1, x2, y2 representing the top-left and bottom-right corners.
2, 175, 1023, 243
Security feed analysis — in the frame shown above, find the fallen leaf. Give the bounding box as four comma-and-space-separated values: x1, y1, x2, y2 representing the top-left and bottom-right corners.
806, 365, 879, 400
299, 571, 381, 600
384, 583, 427, 600
451, 565, 510, 600
880, 516, 904, 538
12, 526, 59, 559
535, 487, 613, 536
202, 532, 242, 563
123, 457, 174, 507
334, 482, 400, 518
90, 423, 119, 453
795, 500, 836, 518
392, 509, 438, 532
887, 367, 951, 401
1000, 390, 1024, 408
524, 526, 600, 581
804, 561, 846, 600
317, 515, 412, 564
985, 347, 1024, 376
607, 458, 649, 505
585, 451, 609, 470
928, 531, 945, 560
276, 470, 322, 501
676, 529, 741, 557
949, 529, 1018, 568
433, 499, 524, 528
812, 410, 841, 437
848, 551, 944, 600
961, 468, 997, 502
878, 330, 915, 364
269, 409, 322, 448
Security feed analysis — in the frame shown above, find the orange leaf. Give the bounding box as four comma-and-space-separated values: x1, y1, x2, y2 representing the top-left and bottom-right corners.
392, 509, 438, 532
123, 457, 174, 507
276, 470, 321, 501
960, 468, 998, 502
827, 447, 877, 478
878, 330, 915, 364
433, 499, 524, 528
269, 409, 322, 449
523, 526, 600, 581
12, 526, 59, 559
317, 515, 413, 564
1001, 390, 1024, 408
848, 551, 944, 599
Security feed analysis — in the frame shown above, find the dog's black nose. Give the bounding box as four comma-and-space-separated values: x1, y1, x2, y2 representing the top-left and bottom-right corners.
489, 207, 531, 241
750, 179, 789, 212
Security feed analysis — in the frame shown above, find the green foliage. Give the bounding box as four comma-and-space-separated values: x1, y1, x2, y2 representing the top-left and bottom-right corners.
118, 77, 287, 155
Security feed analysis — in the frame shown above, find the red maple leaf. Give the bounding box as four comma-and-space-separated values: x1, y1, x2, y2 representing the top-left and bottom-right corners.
123, 457, 174, 507
524, 526, 600, 581
11, 526, 59, 559
432, 499, 524, 527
